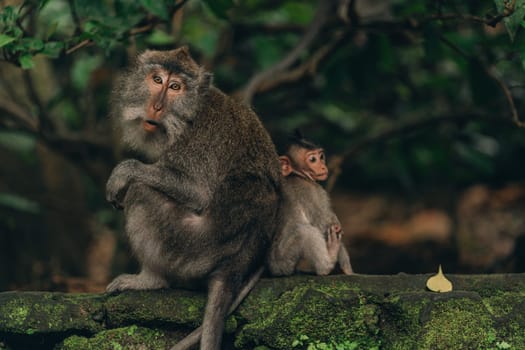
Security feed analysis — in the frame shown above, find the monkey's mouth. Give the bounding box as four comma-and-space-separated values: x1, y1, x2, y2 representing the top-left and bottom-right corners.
313, 172, 328, 181
143, 119, 161, 132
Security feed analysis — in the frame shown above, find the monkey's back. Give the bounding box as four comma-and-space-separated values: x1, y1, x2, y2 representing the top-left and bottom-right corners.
282, 175, 339, 231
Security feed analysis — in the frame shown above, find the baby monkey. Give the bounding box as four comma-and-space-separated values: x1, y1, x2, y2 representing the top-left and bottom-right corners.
268, 132, 353, 276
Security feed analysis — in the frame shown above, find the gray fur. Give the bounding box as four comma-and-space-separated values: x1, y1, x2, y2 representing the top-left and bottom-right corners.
106, 48, 282, 350
268, 175, 353, 276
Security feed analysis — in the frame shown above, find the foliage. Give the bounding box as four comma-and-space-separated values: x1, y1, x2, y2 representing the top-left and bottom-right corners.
0, 0, 524, 189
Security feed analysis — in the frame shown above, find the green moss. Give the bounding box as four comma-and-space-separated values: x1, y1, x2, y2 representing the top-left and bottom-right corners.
5, 302, 30, 329
419, 298, 496, 350
105, 290, 206, 327
225, 315, 238, 333
379, 294, 428, 350
235, 285, 381, 349
1, 298, 68, 333
482, 291, 525, 318
4, 275, 525, 349
0, 292, 106, 335
488, 294, 525, 348
57, 326, 178, 350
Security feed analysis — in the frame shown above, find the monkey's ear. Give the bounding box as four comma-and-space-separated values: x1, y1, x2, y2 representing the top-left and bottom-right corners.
279, 156, 293, 176
200, 70, 213, 88
138, 50, 154, 64
176, 45, 191, 61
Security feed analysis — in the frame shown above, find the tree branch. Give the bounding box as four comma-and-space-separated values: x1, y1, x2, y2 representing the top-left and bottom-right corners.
66, 1, 189, 56
439, 36, 524, 128
22, 71, 54, 133
253, 30, 348, 94
67, 0, 82, 35
238, 0, 335, 103
485, 66, 524, 128
0, 97, 38, 132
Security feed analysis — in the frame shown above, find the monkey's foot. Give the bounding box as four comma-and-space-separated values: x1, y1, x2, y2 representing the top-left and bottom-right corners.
106, 273, 168, 293
341, 265, 354, 275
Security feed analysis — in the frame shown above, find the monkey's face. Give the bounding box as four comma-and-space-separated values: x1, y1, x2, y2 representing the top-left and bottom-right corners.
285, 147, 328, 181
143, 69, 186, 133
301, 149, 328, 181
115, 47, 211, 161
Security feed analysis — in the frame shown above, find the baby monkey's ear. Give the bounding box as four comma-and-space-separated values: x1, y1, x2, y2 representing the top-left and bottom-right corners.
279, 155, 293, 177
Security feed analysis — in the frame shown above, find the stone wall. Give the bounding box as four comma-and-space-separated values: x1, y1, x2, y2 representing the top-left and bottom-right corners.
1, 274, 524, 349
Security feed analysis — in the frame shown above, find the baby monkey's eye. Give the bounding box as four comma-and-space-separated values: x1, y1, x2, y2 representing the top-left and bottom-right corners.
308, 156, 317, 163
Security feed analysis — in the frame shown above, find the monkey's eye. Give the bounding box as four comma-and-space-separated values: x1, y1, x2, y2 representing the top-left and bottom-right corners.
169, 82, 182, 90
308, 155, 317, 163
153, 75, 162, 84
319, 153, 325, 161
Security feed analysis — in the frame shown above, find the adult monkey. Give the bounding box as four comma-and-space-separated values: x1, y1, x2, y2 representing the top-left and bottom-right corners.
268, 131, 353, 276
105, 47, 282, 350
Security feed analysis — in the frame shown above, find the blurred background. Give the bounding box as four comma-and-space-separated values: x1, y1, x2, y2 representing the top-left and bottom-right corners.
1, 0, 524, 292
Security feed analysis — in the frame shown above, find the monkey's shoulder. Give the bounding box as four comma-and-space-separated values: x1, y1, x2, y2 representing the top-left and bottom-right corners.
282, 176, 331, 205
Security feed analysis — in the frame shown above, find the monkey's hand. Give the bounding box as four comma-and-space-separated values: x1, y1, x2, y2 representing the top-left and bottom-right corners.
326, 224, 342, 262
106, 159, 141, 209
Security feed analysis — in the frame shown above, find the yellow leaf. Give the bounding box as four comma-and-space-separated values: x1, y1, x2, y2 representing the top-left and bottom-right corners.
426, 265, 453, 293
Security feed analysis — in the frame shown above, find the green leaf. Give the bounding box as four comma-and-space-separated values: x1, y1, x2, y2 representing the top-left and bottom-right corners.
1, 6, 17, 24
45, 21, 59, 40
0, 131, 36, 153
181, 16, 222, 57
18, 54, 34, 69
71, 54, 103, 90
146, 29, 176, 45
24, 38, 45, 51
83, 20, 100, 35
38, 0, 52, 10
139, 0, 169, 20
0, 34, 16, 48
494, 0, 525, 41
0, 193, 40, 214
202, 0, 234, 19
282, 2, 314, 24
42, 42, 64, 58
74, 0, 107, 19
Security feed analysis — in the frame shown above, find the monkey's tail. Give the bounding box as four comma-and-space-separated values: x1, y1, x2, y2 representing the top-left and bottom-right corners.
170, 267, 265, 350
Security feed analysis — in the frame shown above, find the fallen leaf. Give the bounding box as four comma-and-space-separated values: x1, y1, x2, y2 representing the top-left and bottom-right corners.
426, 265, 453, 293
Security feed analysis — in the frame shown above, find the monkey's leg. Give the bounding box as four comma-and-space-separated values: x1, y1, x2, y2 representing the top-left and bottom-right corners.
267, 223, 303, 276
171, 267, 264, 350
338, 246, 354, 275
300, 224, 340, 275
